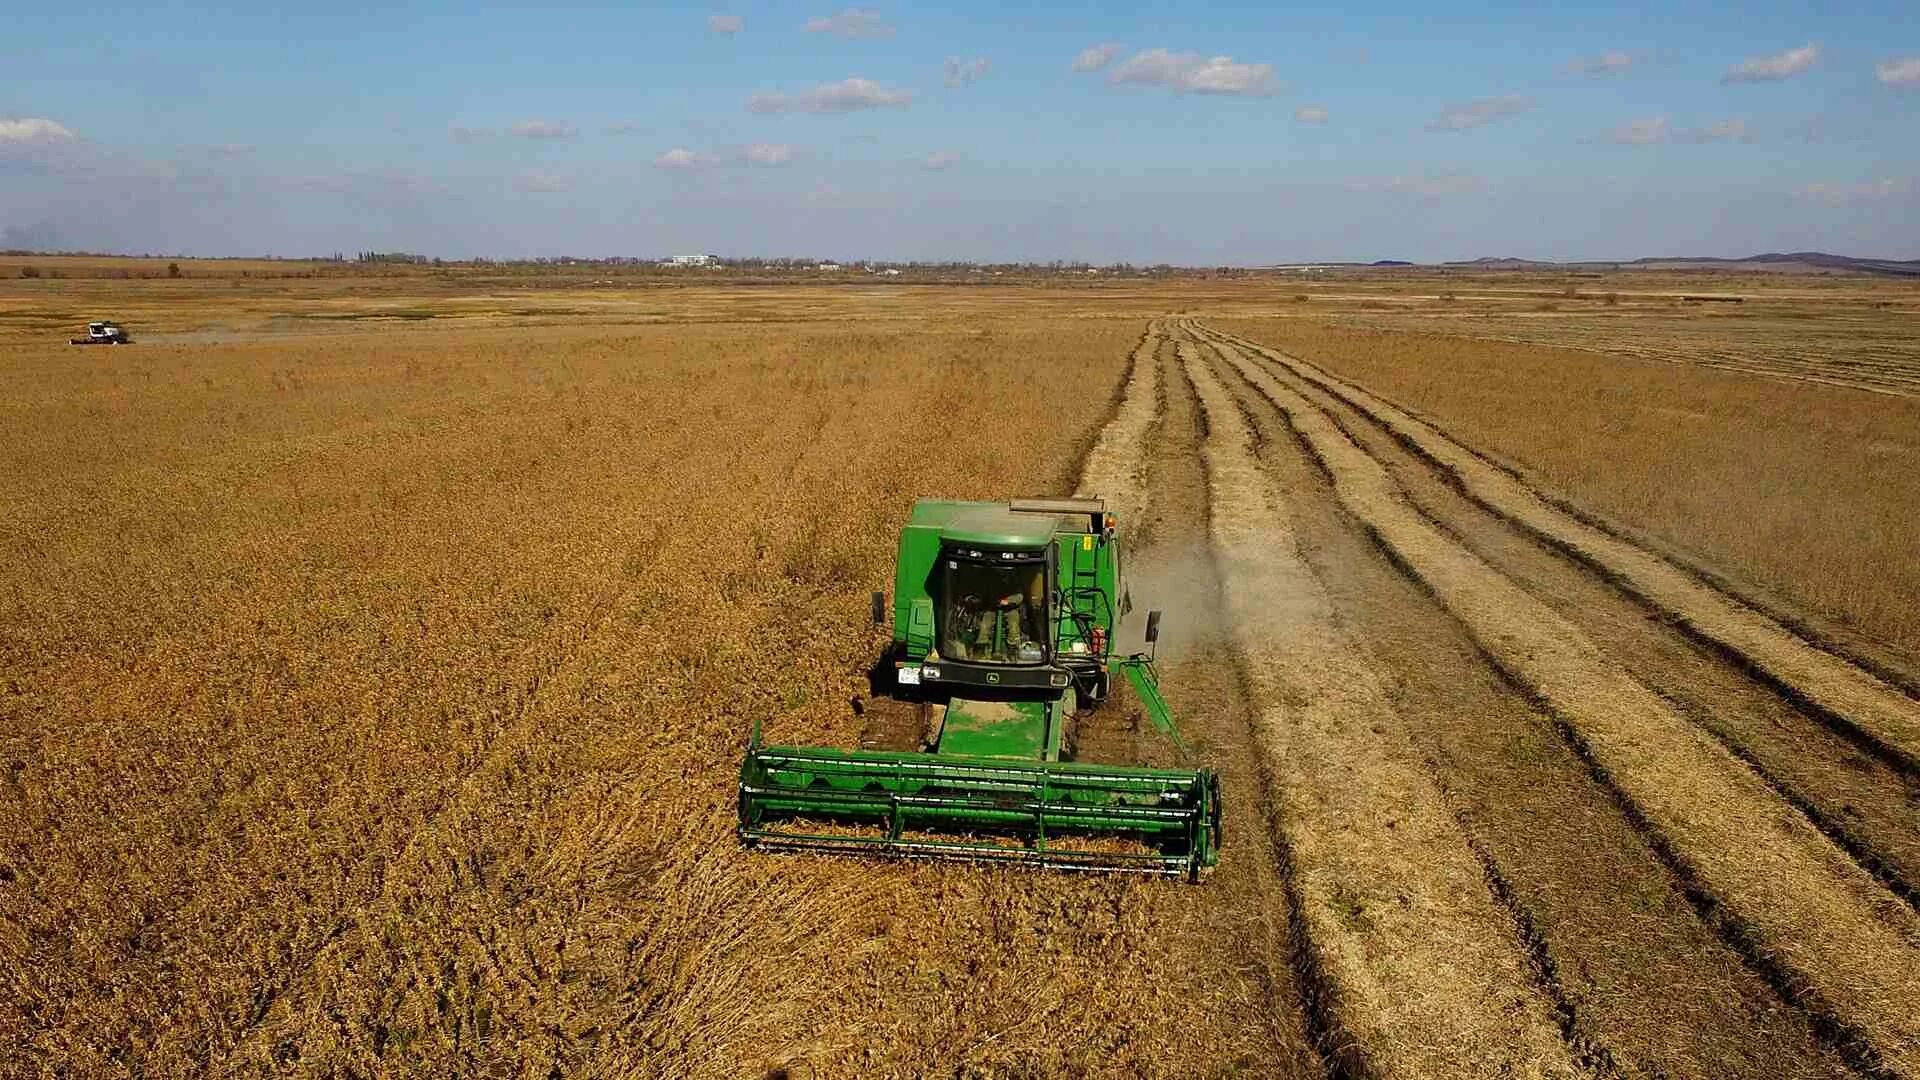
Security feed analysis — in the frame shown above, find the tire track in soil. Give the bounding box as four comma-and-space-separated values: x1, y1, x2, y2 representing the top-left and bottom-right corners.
1070, 324, 1163, 771
1195, 326, 1920, 770
1177, 331, 1581, 1079
1216, 331, 1920, 907
1076, 319, 1165, 533
1099, 323, 1323, 1076
1197, 333, 1856, 1079
1200, 326, 1920, 1077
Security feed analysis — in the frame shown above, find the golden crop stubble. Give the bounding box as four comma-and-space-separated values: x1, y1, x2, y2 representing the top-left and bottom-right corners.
1181, 336, 1577, 1079
0, 315, 1143, 1075
1213, 317, 1920, 660
1211, 330, 1920, 1074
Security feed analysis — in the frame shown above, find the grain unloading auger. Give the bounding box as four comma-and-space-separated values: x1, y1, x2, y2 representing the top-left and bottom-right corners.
739, 498, 1222, 880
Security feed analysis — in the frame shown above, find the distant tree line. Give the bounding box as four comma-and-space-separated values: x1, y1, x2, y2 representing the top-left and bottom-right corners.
3, 248, 1224, 276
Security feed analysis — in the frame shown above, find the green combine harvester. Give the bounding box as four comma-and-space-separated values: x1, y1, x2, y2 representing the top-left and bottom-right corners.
739, 497, 1221, 879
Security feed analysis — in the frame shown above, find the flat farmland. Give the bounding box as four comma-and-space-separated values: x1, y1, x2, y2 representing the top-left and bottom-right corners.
4, 269, 1920, 1078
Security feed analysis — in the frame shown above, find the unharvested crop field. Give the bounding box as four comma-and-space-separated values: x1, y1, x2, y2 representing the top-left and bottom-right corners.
4, 264, 1920, 1078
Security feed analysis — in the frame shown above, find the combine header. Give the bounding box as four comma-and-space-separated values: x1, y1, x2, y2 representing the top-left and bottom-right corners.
739, 498, 1221, 879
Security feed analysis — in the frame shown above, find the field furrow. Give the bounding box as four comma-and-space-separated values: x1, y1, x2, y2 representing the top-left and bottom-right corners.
1201, 336, 1855, 1078
1202, 325, 1920, 1075
1179, 333, 1579, 1078
1075, 320, 1164, 529
1114, 326, 1324, 1074
1219, 333, 1920, 904
1197, 325, 1920, 769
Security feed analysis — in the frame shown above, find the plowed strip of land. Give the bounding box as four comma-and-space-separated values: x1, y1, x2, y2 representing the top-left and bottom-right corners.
1180, 336, 1578, 1078
1076, 320, 1163, 527
1206, 338, 1854, 1079
1195, 324, 1920, 769
1112, 326, 1322, 1075
1205, 327, 1920, 1075
1228, 333, 1920, 903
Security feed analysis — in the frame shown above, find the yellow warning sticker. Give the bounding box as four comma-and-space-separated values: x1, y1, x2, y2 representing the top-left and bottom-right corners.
1082, 534, 1094, 551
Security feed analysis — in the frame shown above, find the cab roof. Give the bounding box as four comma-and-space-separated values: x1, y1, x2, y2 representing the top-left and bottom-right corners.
908, 498, 1097, 548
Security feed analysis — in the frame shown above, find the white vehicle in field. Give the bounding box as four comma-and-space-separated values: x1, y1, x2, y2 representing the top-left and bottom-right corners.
70, 320, 132, 345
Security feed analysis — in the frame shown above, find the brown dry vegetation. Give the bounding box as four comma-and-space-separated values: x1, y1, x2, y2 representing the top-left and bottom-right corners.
5, 269, 1920, 1078
1213, 317, 1920, 661
1180, 339, 1576, 1077
0, 313, 1315, 1076
1199, 324, 1920, 1072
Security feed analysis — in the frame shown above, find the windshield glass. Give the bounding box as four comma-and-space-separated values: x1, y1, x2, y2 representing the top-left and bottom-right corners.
938, 554, 1048, 664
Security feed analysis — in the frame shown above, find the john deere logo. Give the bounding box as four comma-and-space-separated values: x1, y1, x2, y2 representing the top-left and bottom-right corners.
986, 672, 1000, 684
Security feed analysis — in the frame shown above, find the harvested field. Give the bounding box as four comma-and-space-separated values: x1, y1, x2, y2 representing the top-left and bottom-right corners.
1178, 333, 1575, 1078
0, 314, 1315, 1077
1342, 308, 1920, 399
1195, 323, 1920, 1075
1211, 316, 1920, 663
5, 270, 1920, 1077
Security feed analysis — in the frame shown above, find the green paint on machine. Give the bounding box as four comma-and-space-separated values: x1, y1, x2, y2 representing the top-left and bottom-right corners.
938, 695, 1064, 760
738, 497, 1222, 880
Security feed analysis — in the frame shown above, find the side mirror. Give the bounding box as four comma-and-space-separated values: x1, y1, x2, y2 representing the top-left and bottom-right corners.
871, 591, 887, 626
1144, 609, 1162, 644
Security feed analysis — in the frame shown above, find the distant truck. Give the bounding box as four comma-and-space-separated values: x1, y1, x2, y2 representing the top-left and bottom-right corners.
70, 321, 132, 345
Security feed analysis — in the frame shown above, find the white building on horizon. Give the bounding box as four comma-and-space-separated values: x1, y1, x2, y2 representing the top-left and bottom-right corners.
663, 254, 719, 266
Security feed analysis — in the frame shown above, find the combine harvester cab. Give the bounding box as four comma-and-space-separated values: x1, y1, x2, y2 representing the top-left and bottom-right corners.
739, 497, 1222, 880
69, 321, 132, 345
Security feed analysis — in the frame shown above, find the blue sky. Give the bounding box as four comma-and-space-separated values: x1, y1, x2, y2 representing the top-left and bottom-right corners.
2, 1, 1916, 262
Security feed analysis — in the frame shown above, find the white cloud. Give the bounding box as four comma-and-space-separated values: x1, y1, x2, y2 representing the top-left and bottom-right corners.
656, 144, 803, 169
0, 117, 77, 144
514, 171, 568, 193
1723, 43, 1819, 83
1600, 116, 1753, 145
803, 9, 893, 39
1605, 116, 1670, 145
709, 14, 742, 34
922, 150, 961, 170
1795, 178, 1914, 205
509, 120, 576, 140
747, 77, 915, 114
1347, 173, 1485, 197
1107, 49, 1277, 96
286, 170, 445, 199
1566, 50, 1637, 77
1684, 118, 1751, 143
944, 56, 991, 89
1295, 105, 1329, 124
1426, 95, 1534, 132
741, 142, 797, 166
284, 174, 354, 194
655, 148, 714, 169
1878, 57, 1920, 87
1072, 43, 1123, 73
455, 121, 576, 142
